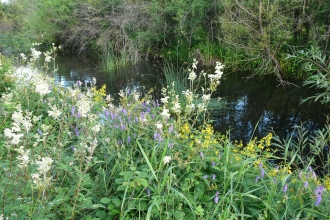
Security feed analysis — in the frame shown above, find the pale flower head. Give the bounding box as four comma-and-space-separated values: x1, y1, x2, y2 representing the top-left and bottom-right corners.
155, 121, 163, 130
48, 104, 62, 119
161, 107, 170, 120
163, 156, 171, 165
202, 94, 211, 101
160, 96, 170, 104
35, 157, 53, 174
188, 69, 197, 81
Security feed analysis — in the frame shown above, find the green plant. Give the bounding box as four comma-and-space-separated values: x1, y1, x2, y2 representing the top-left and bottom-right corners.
287, 46, 330, 105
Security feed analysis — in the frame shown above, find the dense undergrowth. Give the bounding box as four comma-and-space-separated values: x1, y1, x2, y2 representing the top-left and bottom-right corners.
0, 48, 330, 219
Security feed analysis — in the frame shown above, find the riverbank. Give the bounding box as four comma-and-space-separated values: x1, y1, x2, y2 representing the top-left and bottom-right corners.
1, 53, 330, 219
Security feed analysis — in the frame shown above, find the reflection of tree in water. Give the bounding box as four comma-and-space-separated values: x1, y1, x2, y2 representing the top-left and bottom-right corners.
211, 74, 330, 144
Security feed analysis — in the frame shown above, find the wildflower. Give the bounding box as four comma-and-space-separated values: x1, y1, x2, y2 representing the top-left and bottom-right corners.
16, 146, 30, 168
35, 157, 53, 174
155, 121, 163, 130
214, 191, 219, 204
203, 175, 208, 179
211, 161, 215, 166
127, 136, 131, 144
202, 94, 211, 101
255, 176, 261, 182
192, 58, 198, 69
304, 182, 309, 188
77, 99, 91, 117
163, 156, 171, 165
314, 185, 324, 207
168, 124, 174, 134
171, 101, 181, 113
48, 104, 62, 119
74, 127, 80, 136
212, 174, 216, 180
146, 188, 151, 197
200, 152, 204, 159
35, 80, 50, 96
188, 69, 197, 81
37, 129, 42, 135
160, 96, 170, 104
30, 48, 42, 61
161, 107, 170, 120
283, 184, 288, 194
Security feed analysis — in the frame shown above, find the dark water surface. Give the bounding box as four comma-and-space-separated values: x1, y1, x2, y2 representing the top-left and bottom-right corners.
53, 55, 330, 143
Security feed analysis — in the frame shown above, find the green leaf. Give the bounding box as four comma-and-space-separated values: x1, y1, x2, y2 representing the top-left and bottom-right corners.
100, 197, 111, 204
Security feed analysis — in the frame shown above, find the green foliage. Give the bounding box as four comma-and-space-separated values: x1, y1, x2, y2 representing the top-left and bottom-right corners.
0, 54, 14, 96
287, 46, 330, 105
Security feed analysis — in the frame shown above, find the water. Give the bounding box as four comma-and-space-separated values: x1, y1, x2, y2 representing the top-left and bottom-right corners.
53, 55, 330, 143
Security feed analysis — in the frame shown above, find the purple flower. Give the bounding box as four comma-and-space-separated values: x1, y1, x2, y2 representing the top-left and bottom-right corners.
147, 107, 151, 113
121, 124, 126, 130
71, 106, 75, 116
127, 136, 131, 144
76, 80, 82, 86
122, 108, 127, 115
283, 184, 288, 194
168, 142, 174, 148
255, 176, 261, 182
308, 166, 313, 173
203, 175, 208, 179
214, 192, 219, 204
70, 145, 76, 152
168, 124, 174, 134
260, 167, 265, 178
146, 188, 151, 197
200, 152, 204, 159
76, 111, 81, 118
211, 161, 215, 166
104, 109, 109, 118
315, 194, 322, 206
212, 174, 216, 180
37, 129, 42, 135
304, 182, 309, 188
74, 127, 80, 136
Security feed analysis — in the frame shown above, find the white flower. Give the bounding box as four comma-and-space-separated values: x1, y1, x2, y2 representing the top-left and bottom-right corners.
91, 123, 101, 133
160, 107, 170, 120
17, 148, 30, 168
20, 53, 27, 61
160, 96, 170, 104
163, 156, 171, 165
35, 80, 50, 95
30, 48, 42, 61
35, 157, 53, 174
4, 128, 13, 138
202, 94, 211, 101
171, 101, 181, 113
10, 133, 24, 145
188, 70, 197, 81
77, 99, 92, 117
192, 58, 198, 69
48, 104, 62, 119
155, 121, 163, 130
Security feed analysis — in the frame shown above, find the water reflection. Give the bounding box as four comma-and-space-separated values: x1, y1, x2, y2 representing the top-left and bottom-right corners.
52, 55, 330, 143
212, 74, 330, 143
